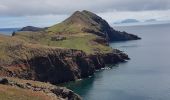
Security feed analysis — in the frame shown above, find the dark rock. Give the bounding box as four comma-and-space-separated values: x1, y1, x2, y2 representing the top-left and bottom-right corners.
0, 78, 9, 84
51, 35, 66, 41
93, 38, 109, 46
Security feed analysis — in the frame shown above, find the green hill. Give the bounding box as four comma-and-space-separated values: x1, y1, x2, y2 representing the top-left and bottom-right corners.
14, 10, 140, 54
47, 10, 140, 41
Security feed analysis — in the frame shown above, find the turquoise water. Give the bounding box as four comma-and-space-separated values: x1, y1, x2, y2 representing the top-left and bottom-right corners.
64, 23, 170, 100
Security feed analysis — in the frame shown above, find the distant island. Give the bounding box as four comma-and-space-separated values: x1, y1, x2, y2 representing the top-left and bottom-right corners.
115, 19, 140, 24
0, 10, 141, 100
145, 19, 157, 22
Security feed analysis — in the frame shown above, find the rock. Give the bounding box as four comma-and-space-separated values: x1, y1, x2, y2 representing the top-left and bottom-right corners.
26, 82, 32, 86
0, 78, 9, 84
51, 35, 66, 41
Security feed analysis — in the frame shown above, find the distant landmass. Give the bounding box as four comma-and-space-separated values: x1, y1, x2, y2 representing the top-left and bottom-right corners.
145, 19, 157, 22
121, 19, 140, 23
19, 26, 47, 32
115, 19, 140, 24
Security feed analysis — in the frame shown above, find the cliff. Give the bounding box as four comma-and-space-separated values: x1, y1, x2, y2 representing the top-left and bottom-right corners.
0, 39, 129, 84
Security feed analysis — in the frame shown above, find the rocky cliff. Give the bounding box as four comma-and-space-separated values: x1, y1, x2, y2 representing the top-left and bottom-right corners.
0, 42, 129, 84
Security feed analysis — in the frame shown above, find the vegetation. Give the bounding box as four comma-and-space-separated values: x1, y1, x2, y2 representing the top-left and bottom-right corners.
0, 85, 54, 100
14, 31, 112, 54
0, 77, 61, 100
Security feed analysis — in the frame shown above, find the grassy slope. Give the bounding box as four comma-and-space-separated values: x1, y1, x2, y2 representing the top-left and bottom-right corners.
0, 85, 54, 100
14, 31, 112, 54
0, 35, 25, 62
0, 77, 60, 100
10, 11, 113, 54
46, 11, 100, 35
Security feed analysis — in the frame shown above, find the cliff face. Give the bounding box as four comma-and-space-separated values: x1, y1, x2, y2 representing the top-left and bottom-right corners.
0, 44, 129, 84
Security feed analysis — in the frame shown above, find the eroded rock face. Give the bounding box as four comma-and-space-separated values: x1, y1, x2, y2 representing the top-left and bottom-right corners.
0, 46, 129, 84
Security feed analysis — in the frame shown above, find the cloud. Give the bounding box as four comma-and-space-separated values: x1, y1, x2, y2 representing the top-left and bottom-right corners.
98, 10, 170, 23
1, 9, 170, 28
0, 0, 170, 16
0, 0, 170, 28
0, 15, 68, 28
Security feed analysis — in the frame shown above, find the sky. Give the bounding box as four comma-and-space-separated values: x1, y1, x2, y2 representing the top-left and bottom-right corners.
0, 0, 170, 28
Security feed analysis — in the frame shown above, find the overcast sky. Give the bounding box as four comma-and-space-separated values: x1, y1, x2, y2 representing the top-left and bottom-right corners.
0, 0, 170, 28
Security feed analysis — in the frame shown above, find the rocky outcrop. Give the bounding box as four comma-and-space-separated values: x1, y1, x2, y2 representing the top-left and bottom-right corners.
79, 10, 141, 41
89, 50, 129, 69
0, 44, 129, 84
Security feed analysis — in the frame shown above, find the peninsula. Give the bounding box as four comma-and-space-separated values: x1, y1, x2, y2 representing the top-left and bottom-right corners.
0, 10, 140, 100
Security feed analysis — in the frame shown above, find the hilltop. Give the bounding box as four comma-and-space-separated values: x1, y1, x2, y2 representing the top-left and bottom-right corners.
13, 10, 140, 54
47, 10, 140, 41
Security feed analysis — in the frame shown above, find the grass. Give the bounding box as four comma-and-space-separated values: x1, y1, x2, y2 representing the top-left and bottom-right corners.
47, 23, 82, 34
0, 85, 55, 100
0, 35, 25, 62
7, 77, 55, 89
11, 11, 113, 54
14, 32, 112, 54
0, 77, 60, 100
45, 35, 112, 54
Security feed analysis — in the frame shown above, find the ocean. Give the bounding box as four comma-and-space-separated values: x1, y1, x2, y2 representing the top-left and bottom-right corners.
0, 28, 20, 36
63, 23, 170, 100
